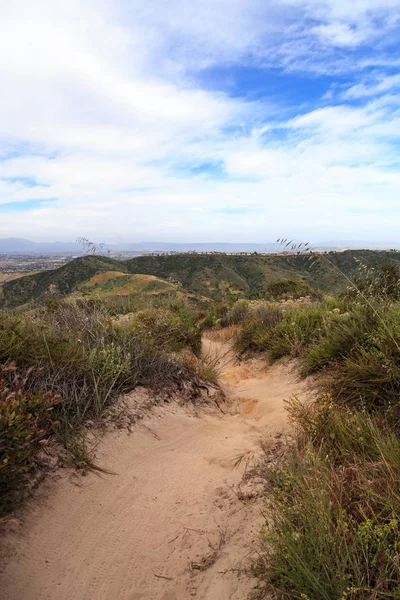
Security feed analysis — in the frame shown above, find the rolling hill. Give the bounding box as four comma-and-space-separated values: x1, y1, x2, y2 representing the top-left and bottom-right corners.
0, 256, 125, 307
2, 250, 400, 307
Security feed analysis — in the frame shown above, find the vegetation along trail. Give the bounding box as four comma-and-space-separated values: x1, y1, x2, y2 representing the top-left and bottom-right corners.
0, 331, 311, 600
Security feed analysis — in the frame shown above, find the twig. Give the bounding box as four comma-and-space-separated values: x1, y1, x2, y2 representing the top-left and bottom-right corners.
142, 425, 161, 440
217, 567, 248, 575
183, 526, 206, 534
153, 573, 173, 581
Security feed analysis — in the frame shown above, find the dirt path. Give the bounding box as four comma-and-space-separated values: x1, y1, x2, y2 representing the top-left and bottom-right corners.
0, 333, 311, 600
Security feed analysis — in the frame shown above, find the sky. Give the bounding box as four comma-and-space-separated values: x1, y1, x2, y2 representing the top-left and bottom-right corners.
1, 1, 400, 243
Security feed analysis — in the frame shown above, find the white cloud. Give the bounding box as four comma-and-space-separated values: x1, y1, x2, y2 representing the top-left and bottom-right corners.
0, 1, 400, 242
343, 74, 400, 99
311, 22, 368, 47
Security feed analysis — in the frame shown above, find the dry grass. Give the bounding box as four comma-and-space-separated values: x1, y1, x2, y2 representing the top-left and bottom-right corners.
81, 271, 128, 285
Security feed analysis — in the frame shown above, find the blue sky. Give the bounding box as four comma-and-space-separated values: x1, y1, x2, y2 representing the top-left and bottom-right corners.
1, 1, 400, 243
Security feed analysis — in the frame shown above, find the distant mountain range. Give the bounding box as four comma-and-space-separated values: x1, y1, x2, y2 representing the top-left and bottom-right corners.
0, 238, 84, 253
0, 237, 399, 254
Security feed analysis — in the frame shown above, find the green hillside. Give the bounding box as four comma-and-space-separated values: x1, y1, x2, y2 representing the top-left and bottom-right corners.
125, 250, 400, 297
3, 250, 400, 307
0, 256, 125, 307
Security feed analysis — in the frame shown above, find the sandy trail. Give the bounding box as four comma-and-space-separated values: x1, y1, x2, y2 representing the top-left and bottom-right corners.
0, 333, 311, 600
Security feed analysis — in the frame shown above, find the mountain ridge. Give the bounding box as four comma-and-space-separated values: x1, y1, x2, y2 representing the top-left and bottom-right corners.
3, 249, 400, 307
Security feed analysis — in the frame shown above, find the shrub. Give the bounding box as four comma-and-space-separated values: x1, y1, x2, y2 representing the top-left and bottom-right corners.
0, 364, 60, 514
328, 345, 400, 420
256, 397, 400, 599
310, 303, 400, 420
250, 279, 322, 301
201, 301, 231, 328
301, 304, 379, 375
345, 261, 400, 301
233, 302, 338, 360
0, 297, 204, 481
233, 305, 283, 354
87, 342, 132, 414
192, 355, 220, 383
122, 306, 201, 355
266, 279, 318, 301
220, 300, 249, 327
265, 305, 325, 361
234, 303, 325, 359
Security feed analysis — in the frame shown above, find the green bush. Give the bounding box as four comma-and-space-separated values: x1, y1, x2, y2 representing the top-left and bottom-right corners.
265, 305, 325, 361
306, 302, 400, 419
249, 264, 400, 598
256, 398, 400, 600
234, 303, 326, 359
0, 297, 203, 480
328, 345, 400, 418
301, 304, 379, 375
266, 279, 318, 301
122, 306, 201, 355
345, 261, 400, 301
220, 300, 249, 327
88, 343, 131, 382
0, 364, 60, 514
201, 301, 231, 328
233, 305, 283, 354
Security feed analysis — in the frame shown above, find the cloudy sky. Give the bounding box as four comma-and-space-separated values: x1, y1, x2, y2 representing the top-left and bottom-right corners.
1, 1, 400, 243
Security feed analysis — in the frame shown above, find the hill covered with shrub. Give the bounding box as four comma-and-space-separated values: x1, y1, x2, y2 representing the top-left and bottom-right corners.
0, 256, 181, 308
0, 256, 125, 307
3, 249, 400, 308
125, 250, 400, 297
